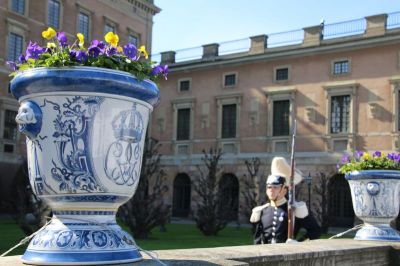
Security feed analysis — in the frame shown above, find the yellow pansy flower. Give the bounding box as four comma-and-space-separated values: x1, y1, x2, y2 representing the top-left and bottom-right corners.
381, 151, 386, 157
363, 152, 370, 160
104, 32, 119, 47
77, 33, 84, 48
117, 46, 123, 53
47, 42, 56, 49
138, 45, 148, 59
42, 27, 56, 40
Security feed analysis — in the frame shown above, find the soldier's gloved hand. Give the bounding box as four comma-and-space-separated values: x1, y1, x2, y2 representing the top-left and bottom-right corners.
293, 201, 309, 218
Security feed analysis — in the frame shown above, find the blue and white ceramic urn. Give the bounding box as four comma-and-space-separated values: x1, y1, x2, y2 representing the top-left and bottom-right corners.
346, 170, 400, 241
10, 67, 159, 265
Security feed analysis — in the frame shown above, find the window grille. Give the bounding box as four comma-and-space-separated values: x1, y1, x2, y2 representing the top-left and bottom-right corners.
273, 100, 290, 136
331, 95, 350, 133
177, 108, 190, 140
3, 110, 18, 140
276, 68, 289, 81
224, 74, 236, 87
48, 0, 60, 29
222, 104, 236, 138
78, 12, 89, 37
7, 33, 23, 61
333, 60, 349, 75
11, 0, 25, 14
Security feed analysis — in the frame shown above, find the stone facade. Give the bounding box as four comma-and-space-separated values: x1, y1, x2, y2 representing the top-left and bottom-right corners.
152, 12, 400, 224
0, 0, 159, 211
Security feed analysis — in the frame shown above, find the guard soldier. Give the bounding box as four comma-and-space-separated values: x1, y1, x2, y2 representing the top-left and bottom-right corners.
250, 157, 321, 244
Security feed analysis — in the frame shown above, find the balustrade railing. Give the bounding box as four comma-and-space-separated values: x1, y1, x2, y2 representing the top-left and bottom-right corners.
387, 11, 400, 29
323, 18, 366, 39
267, 29, 304, 48
151, 12, 400, 64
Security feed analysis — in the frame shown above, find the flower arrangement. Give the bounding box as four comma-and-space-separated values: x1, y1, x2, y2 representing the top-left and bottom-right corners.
338, 151, 400, 174
6, 27, 168, 82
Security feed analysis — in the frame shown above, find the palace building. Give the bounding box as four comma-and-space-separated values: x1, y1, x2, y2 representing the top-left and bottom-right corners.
152, 12, 400, 225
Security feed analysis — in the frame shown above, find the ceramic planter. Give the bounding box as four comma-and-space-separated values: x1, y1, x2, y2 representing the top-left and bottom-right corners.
345, 170, 400, 241
10, 67, 159, 265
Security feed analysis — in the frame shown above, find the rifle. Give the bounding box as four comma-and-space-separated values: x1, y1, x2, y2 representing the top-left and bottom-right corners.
287, 119, 297, 241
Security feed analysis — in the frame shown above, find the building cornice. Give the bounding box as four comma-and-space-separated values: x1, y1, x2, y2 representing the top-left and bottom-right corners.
168, 31, 400, 73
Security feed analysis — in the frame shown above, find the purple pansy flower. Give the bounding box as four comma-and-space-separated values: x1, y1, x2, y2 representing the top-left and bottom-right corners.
6, 61, 18, 71
88, 46, 101, 58
69, 49, 77, 60
18, 54, 26, 64
341, 154, 350, 164
373, 151, 382, 157
90, 40, 106, 54
75, 50, 88, 63
151, 65, 169, 79
356, 151, 363, 158
56, 32, 68, 47
25, 41, 44, 59
106, 46, 117, 57
123, 43, 137, 59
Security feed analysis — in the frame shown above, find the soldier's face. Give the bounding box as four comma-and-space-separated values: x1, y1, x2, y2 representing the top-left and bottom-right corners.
266, 184, 286, 201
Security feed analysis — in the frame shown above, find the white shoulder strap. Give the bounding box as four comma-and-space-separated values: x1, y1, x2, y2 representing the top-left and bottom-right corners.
250, 203, 270, 223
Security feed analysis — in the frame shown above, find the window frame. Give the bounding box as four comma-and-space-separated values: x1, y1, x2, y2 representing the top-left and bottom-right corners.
265, 86, 296, 153
47, 0, 62, 30
273, 65, 291, 82
171, 97, 196, 155
216, 93, 242, 153
222, 72, 238, 88
391, 77, 400, 150
103, 16, 118, 35
323, 81, 358, 152
331, 58, 351, 76
178, 78, 191, 93
7, 32, 23, 62
5, 18, 28, 67
77, 11, 90, 39
10, 0, 27, 15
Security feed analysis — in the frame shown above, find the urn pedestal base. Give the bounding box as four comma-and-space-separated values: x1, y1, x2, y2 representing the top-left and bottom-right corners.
21, 212, 142, 265
355, 224, 400, 241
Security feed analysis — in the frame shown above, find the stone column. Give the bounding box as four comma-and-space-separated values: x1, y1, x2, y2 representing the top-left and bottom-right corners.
302, 25, 322, 47
202, 43, 219, 60
161, 51, 176, 64
249, 34, 267, 54
365, 14, 387, 37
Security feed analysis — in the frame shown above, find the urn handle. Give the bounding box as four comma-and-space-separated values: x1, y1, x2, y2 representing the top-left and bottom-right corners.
15, 100, 42, 139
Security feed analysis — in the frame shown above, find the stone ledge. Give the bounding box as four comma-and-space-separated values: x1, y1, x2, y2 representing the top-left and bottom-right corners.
1, 239, 400, 265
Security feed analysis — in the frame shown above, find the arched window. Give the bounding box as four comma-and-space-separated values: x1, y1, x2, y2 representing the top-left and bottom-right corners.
219, 174, 239, 220
328, 174, 354, 227
172, 173, 191, 217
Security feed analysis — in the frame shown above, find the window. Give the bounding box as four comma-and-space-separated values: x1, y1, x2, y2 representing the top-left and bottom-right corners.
3, 110, 18, 141
78, 12, 90, 37
177, 108, 190, 141
273, 100, 290, 136
7, 32, 23, 61
172, 98, 195, 154
179, 80, 190, 92
104, 24, 115, 34
128, 35, 138, 47
331, 95, 350, 133
332, 60, 349, 75
222, 104, 237, 138
224, 74, 236, 87
48, 0, 60, 29
276, 68, 289, 81
324, 81, 358, 151
11, 0, 25, 14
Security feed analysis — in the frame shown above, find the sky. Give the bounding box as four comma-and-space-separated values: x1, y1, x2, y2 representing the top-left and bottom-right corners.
151, 0, 400, 55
